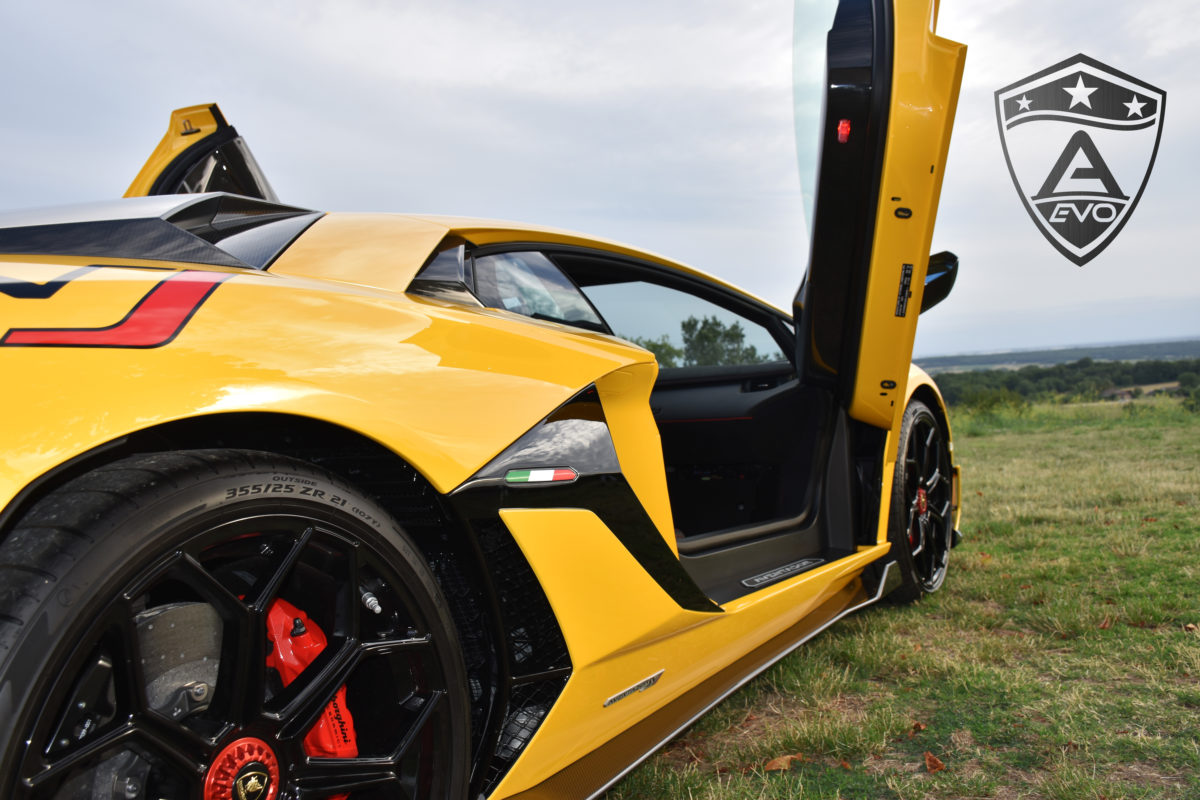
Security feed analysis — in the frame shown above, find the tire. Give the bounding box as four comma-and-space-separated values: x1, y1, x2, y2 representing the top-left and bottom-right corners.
887, 400, 953, 603
0, 450, 471, 800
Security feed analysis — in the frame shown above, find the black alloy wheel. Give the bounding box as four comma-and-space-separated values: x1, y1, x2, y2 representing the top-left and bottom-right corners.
0, 450, 470, 800
888, 400, 954, 603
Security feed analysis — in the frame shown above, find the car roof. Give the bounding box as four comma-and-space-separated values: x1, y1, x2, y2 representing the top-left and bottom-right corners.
0, 195, 786, 316
0, 194, 226, 228
0, 194, 320, 270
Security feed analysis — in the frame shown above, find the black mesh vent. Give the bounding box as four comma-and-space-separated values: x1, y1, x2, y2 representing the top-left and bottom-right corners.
475, 520, 571, 675
346, 457, 498, 757
315, 452, 447, 528
427, 549, 495, 753
473, 519, 571, 796
310, 448, 498, 757
481, 676, 570, 796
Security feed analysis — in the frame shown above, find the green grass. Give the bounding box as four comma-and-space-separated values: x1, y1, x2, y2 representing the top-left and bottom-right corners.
608, 397, 1200, 799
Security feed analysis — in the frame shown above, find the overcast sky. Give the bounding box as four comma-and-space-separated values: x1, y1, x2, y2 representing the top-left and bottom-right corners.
1, 0, 1195, 356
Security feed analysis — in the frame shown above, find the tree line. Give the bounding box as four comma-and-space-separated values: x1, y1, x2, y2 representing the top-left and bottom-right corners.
931, 357, 1200, 409
630, 316, 783, 368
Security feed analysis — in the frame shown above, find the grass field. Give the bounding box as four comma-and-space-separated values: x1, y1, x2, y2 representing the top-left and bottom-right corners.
608, 397, 1200, 799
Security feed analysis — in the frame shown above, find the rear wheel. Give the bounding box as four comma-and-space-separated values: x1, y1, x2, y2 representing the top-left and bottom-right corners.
887, 400, 953, 603
0, 450, 470, 800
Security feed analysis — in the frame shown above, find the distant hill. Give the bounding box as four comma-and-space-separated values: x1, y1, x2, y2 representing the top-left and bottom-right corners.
916, 338, 1200, 374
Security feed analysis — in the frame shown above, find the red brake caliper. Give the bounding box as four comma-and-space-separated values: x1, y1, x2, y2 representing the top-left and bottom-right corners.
265, 598, 358, 793
911, 488, 929, 547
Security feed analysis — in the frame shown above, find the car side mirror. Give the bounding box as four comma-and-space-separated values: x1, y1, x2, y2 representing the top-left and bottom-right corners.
920, 251, 958, 313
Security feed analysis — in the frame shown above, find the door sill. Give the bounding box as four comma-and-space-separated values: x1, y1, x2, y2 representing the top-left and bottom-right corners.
676, 510, 811, 555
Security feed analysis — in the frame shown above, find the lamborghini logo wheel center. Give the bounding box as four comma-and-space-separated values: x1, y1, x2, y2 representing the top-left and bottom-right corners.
204, 737, 280, 800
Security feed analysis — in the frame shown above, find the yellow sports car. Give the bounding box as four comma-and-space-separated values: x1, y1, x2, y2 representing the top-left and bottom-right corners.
0, 3, 963, 799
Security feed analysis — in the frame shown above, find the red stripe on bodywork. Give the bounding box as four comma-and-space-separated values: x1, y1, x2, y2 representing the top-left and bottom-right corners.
1, 271, 232, 348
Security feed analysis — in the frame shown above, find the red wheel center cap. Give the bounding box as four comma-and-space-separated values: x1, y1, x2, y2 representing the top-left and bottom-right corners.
204, 737, 280, 800
917, 488, 928, 515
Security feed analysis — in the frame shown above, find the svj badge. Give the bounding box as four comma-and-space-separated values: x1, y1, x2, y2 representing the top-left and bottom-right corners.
995, 54, 1165, 266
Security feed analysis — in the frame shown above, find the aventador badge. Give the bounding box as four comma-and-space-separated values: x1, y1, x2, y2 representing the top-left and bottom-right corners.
995, 54, 1165, 266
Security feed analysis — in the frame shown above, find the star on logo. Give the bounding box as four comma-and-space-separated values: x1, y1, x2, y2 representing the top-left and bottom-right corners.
1124, 94, 1146, 117
1016, 95, 1032, 112
1063, 74, 1097, 109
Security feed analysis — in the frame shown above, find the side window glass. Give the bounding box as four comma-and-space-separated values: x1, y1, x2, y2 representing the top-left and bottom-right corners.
581, 280, 785, 368
473, 252, 606, 330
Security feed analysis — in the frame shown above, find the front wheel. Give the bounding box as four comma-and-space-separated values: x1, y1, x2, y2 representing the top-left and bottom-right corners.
0, 450, 471, 800
887, 400, 954, 603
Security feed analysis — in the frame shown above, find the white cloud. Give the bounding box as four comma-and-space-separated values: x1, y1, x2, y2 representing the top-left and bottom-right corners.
924, 0, 1199, 354
1, 0, 1195, 355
